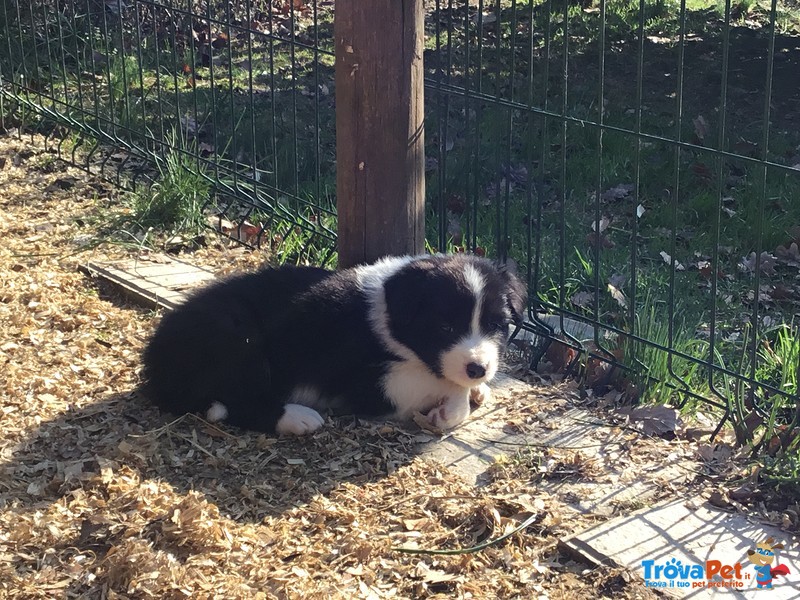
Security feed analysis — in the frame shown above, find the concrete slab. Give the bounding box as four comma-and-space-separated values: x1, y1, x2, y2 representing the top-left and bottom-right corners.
412, 373, 537, 483
560, 499, 800, 598
84, 256, 216, 310
414, 374, 698, 519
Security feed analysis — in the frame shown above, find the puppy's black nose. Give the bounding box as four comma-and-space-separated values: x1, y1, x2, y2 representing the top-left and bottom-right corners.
466, 362, 486, 379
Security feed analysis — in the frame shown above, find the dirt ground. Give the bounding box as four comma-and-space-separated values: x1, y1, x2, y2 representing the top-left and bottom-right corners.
0, 132, 692, 599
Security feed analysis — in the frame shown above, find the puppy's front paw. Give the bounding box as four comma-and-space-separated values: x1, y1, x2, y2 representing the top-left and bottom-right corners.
425, 403, 450, 430
469, 383, 492, 408
425, 392, 471, 431
276, 403, 325, 435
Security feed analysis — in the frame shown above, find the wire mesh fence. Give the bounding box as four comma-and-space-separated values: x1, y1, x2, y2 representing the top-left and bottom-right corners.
2, 0, 799, 473
1, 0, 337, 264
425, 0, 800, 475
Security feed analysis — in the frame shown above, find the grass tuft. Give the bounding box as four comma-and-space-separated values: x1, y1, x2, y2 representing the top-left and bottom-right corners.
129, 135, 210, 237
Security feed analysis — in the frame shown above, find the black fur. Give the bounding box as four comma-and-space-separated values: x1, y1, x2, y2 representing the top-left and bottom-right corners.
141, 254, 527, 433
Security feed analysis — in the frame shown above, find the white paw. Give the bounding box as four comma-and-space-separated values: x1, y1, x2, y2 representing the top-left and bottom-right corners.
206, 401, 229, 422
469, 383, 492, 408
275, 403, 325, 435
425, 392, 471, 430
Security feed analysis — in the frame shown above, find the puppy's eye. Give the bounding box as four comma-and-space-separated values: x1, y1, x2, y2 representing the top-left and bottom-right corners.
440, 323, 455, 334
489, 320, 508, 332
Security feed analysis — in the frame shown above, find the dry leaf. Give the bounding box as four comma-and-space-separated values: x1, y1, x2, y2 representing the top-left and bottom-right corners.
412, 411, 443, 435
607, 283, 628, 309
617, 405, 682, 436
592, 216, 611, 233
775, 242, 800, 267
739, 251, 777, 277
571, 291, 593, 308
659, 251, 685, 271
601, 183, 634, 202
692, 115, 709, 143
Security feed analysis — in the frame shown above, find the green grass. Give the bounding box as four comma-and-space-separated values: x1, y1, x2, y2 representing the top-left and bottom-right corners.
129, 134, 211, 236
757, 323, 800, 400
625, 299, 708, 406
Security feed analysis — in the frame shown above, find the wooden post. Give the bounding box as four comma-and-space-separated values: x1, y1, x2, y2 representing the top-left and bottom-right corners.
334, 0, 425, 269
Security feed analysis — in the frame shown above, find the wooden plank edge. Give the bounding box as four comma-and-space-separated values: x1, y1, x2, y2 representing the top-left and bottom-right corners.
557, 536, 622, 570
558, 530, 683, 599
80, 262, 196, 311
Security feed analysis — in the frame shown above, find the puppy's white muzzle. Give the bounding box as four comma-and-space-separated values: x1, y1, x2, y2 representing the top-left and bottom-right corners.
440, 334, 499, 389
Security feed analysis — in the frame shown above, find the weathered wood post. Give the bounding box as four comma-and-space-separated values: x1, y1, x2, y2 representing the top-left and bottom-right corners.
334, 0, 425, 269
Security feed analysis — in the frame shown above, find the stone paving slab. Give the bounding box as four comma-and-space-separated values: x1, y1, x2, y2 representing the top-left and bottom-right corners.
416, 373, 696, 518
560, 499, 800, 598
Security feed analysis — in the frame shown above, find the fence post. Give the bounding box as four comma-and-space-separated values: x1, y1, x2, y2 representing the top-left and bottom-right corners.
334, 0, 425, 269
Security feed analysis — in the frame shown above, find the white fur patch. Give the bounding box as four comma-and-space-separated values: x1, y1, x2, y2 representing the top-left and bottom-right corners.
462, 263, 486, 337
355, 254, 419, 361
426, 390, 471, 430
382, 359, 473, 429
382, 359, 463, 418
440, 334, 500, 389
206, 401, 228, 422
288, 385, 322, 408
275, 403, 325, 435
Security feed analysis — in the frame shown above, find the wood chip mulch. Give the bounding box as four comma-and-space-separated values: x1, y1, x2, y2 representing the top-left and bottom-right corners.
0, 133, 660, 599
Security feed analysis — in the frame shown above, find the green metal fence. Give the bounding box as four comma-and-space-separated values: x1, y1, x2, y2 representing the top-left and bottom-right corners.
1, 0, 338, 264
426, 0, 800, 477
2, 0, 799, 475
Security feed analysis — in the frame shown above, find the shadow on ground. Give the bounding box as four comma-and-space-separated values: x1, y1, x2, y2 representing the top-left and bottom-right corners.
1, 390, 420, 525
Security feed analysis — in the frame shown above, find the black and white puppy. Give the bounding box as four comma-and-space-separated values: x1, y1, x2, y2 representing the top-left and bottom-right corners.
141, 254, 526, 435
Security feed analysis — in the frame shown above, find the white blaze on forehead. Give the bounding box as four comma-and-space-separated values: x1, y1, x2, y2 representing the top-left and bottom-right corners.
355, 254, 419, 361
462, 262, 485, 336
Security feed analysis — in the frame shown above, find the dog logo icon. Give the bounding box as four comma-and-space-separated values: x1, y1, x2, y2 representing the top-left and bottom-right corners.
747, 537, 790, 589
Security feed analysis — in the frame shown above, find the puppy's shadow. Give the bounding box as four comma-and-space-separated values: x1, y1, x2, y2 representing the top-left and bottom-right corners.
2, 391, 420, 524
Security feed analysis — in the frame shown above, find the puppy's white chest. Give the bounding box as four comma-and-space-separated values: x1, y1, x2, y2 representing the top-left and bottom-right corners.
382, 359, 464, 418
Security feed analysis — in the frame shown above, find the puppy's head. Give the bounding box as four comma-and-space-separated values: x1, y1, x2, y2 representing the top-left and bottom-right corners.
383, 255, 527, 388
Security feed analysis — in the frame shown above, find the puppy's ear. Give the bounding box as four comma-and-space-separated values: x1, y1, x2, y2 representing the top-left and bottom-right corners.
498, 257, 519, 276
498, 263, 527, 325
